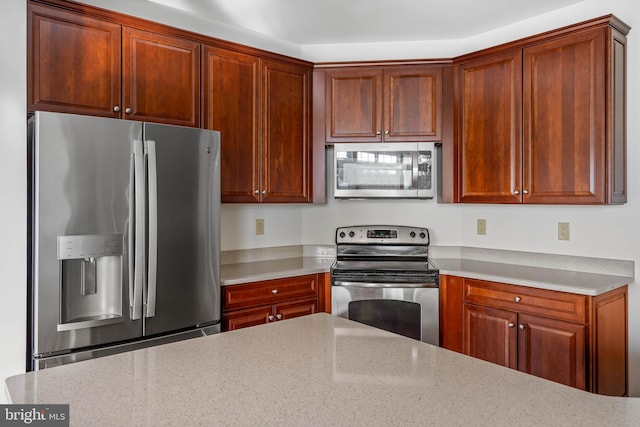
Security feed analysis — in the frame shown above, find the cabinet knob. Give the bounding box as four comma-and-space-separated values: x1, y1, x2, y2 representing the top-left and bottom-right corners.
522, 189, 529, 195
113, 106, 120, 113
384, 130, 389, 135
376, 131, 381, 136
276, 314, 282, 320
268, 315, 274, 322
261, 190, 267, 195
254, 190, 260, 194
508, 322, 515, 328
125, 107, 132, 114
514, 296, 521, 302
271, 289, 278, 295
519, 324, 526, 330
513, 190, 520, 195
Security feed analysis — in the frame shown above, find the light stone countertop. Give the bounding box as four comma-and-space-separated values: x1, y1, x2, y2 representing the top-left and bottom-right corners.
221, 256, 334, 286
5, 313, 640, 426
432, 258, 632, 296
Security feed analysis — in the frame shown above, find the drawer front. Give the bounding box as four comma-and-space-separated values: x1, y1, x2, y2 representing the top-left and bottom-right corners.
223, 274, 318, 311
463, 278, 586, 323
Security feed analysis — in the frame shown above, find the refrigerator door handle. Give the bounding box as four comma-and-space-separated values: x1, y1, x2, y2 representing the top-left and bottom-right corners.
131, 140, 145, 321
145, 140, 158, 318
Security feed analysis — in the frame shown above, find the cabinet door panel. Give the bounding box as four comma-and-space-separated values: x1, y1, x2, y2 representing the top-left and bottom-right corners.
123, 27, 200, 127
456, 51, 523, 203
518, 314, 586, 389
203, 46, 260, 202
28, 4, 121, 117
463, 304, 517, 369
523, 28, 606, 203
276, 299, 317, 321
325, 69, 383, 142
261, 60, 311, 202
384, 67, 442, 141
223, 305, 272, 331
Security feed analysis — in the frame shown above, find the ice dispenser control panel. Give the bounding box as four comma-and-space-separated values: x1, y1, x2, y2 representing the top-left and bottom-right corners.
57, 234, 123, 260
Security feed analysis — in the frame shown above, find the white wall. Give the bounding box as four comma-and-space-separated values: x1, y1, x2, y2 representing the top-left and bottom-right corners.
0, 0, 26, 404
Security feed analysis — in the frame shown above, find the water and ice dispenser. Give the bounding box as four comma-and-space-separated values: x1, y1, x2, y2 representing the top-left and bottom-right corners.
57, 234, 124, 331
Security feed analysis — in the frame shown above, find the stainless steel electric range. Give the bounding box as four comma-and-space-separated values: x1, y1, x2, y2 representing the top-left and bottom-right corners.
330, 225, 439, 345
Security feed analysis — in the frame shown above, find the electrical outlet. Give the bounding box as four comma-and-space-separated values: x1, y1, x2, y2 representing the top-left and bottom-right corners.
256, 219, 265, 235
477, 219, 487, 235
558, 222, 570, 241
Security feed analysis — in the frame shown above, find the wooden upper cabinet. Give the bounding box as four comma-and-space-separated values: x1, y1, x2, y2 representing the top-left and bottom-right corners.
383, 67, 442, 141
202, 46, 260, 202
325, 69, 382, 142
28, 4, 121, 117
454, 19, 628, 205
324, 66, 442, 143
122, 27, 201, 127
523, 28, 607, 204
456, 51, 523, 203
261, 60, 311, 203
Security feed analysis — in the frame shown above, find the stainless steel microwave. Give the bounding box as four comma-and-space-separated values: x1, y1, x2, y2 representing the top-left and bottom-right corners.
334, 142, 436, 199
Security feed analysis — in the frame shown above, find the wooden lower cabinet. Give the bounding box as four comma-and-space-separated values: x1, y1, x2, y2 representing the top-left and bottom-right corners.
441, 274, 627, 395
222, 274, 327, 332
223, 299, 317, 331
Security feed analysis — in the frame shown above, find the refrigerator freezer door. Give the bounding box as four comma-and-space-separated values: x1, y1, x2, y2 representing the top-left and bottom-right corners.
31, 112, 144, 358
142, 123, 221, 336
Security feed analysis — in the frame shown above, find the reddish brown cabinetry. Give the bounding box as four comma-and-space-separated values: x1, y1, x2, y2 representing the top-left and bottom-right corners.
440, 274, 628, 395
222, 275, 320, 331
454, 18, 628, 204
28, 4, 201, 127
28, 4, 121, 118
122, 27, 200, 127
323, 66, 442, 143
203, 49, 311, 203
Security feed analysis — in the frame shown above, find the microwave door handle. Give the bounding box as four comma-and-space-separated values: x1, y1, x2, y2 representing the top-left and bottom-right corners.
145, 140, 158, 318
131, 140, 145, 321
412, 151, 419, 193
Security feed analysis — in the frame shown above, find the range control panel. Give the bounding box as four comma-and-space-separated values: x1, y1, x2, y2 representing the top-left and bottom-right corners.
335, 225, 430, 245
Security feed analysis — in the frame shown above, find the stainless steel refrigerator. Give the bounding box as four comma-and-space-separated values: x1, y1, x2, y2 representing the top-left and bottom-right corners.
28, 111, 221, 370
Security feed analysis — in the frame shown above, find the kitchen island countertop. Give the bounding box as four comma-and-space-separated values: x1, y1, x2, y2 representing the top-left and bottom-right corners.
5, 313, 640, 426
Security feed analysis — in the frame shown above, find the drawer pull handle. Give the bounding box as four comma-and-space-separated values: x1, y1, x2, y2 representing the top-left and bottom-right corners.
276, 314, 282, 320
514, 296, 521, 302
271, 289, 278, 295
268, 315, 274, 322
508, 322, 515, 328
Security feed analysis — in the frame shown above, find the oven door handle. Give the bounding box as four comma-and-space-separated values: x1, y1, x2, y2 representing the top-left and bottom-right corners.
332, 280, 438, 289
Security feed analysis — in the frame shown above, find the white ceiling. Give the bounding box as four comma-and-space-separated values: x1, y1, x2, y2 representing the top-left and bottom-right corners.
147, 0, 586, 44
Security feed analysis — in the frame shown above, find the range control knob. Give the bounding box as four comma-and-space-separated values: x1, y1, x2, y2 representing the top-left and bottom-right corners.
339, 231, 346, 238
349, 231, 355, 238
409, 231, 416, 238
419, 232, 426, 239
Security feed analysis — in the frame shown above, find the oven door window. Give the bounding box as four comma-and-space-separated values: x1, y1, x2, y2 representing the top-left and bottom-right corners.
348, 299, 421, 341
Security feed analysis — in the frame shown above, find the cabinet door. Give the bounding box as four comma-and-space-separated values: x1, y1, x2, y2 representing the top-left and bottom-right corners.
463, 304, 517, 369
384, 67, 442, 141
261, 60, 311, 202
325, 69, 383, 143
275, 299, 317, 321
203, 46, 260, 202
523, 28, 606, 204
122, 27, 200, 127
223, 305, 272, 331
28, 4, 121, 117
456, 51, 522, 203
518, 313, 586, 390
